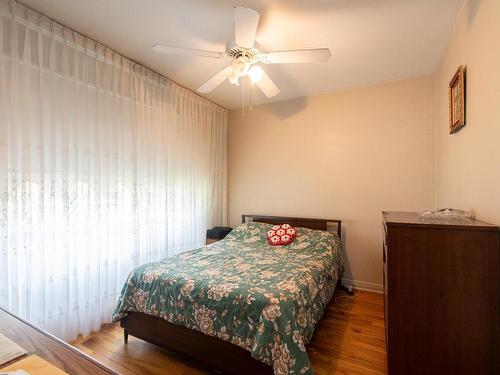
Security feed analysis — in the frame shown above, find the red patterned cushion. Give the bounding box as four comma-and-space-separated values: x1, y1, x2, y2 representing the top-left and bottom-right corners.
266, 224, 297, 246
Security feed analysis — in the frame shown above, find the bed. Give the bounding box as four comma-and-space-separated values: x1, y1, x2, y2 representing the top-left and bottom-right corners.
112, 215, 343, 375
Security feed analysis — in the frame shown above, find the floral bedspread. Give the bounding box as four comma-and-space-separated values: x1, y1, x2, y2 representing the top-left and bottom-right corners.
112, 222, 343, 375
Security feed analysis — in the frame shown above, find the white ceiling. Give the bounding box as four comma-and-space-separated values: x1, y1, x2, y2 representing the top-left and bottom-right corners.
20, 0, 465, 109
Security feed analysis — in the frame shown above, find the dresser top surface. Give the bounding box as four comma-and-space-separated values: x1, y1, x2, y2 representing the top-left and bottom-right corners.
0, 307, 117, 375
383, 211, 499, 231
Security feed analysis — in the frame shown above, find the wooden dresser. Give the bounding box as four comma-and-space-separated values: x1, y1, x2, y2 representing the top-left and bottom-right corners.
382, 211, 499, 375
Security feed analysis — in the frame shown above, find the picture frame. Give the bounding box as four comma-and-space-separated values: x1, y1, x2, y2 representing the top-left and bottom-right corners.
448, 65, 465, 134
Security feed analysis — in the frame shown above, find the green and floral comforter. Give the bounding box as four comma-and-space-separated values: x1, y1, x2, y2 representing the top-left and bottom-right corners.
113, 222, 343, 375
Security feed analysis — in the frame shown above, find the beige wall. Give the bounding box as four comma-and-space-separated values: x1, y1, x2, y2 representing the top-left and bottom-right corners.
434, 0, 500, 225
228, 77, 435, 288
227, 0, 500, 289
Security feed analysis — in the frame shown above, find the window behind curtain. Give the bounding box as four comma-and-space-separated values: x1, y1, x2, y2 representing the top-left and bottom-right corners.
0, 1, 227, 341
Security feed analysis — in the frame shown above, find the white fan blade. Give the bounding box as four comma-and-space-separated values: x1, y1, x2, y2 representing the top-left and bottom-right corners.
152, 44, 225, 59
265, 48, 331, 64
198, 66, 233, 93
256, 69, 280, 98
234, 7, 260, 48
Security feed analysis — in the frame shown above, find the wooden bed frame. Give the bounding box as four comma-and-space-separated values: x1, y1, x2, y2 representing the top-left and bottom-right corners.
241, 214, 342, 239
120, 215, 342, 375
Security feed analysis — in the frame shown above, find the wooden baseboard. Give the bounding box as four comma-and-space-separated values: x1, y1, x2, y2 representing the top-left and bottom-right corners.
341, 278, 383, 293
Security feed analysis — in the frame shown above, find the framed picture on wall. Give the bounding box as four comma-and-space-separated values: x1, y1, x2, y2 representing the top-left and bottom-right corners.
449, 65, 465, 134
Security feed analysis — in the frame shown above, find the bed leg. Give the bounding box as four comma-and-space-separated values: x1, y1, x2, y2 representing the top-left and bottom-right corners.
337, 281, 354, 296
124, 329, 129, 344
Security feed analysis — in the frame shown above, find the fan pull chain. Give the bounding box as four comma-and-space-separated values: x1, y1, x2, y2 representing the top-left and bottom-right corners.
242, 76, 245, 117
249, 78, 253, 112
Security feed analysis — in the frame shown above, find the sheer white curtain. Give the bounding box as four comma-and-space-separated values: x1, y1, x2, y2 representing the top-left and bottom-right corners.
0, 1, 227, 341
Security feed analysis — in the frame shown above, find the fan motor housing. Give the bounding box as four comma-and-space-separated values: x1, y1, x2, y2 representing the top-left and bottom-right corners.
225, 42, 259, 61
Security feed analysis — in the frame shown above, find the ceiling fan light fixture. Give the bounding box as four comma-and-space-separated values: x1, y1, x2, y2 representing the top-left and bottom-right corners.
248, 65, 264, 84
228, 72, 240, 86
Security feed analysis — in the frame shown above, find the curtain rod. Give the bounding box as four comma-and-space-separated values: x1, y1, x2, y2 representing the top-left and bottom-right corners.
11, 0, 229, 112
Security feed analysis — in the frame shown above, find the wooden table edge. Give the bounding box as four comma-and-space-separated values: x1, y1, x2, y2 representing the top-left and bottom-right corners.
0, 307, 119, 375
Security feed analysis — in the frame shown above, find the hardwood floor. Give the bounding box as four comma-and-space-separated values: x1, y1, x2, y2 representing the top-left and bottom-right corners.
72, 290, 387, 375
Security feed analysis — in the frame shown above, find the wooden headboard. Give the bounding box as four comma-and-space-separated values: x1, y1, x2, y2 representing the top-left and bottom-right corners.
241, 214, 342, 239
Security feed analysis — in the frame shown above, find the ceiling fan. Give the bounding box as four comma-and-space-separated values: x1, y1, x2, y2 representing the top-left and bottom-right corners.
152, 7, 331, 98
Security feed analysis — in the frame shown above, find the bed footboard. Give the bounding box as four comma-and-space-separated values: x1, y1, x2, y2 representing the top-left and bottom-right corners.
120, 312, 273, 375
